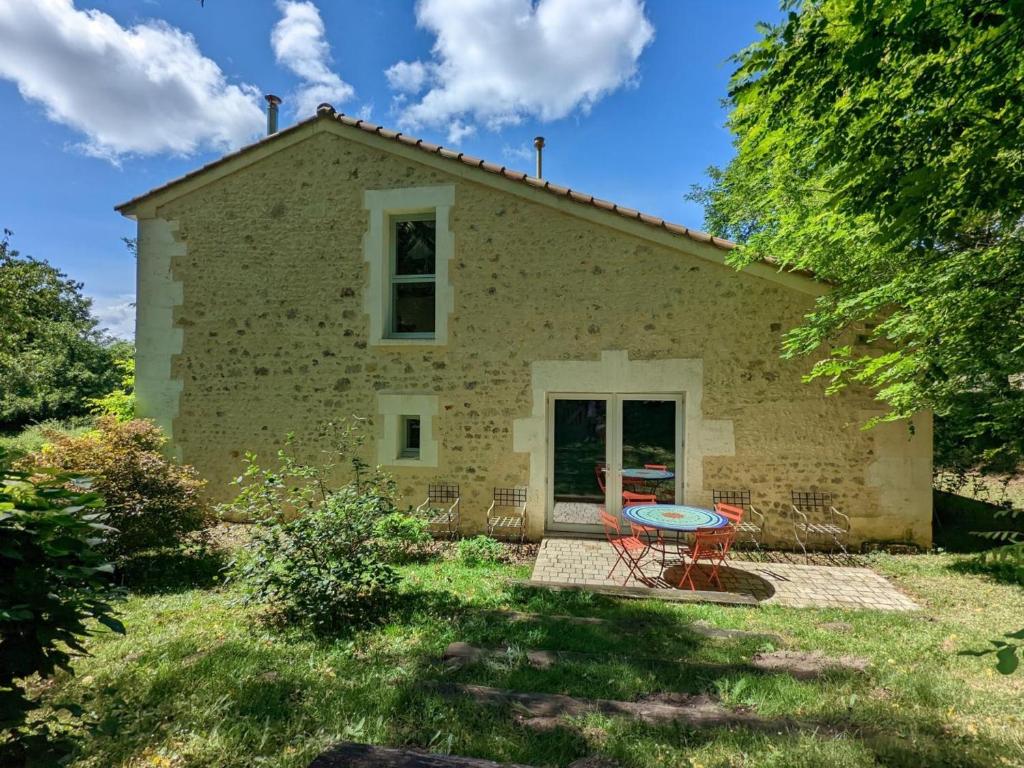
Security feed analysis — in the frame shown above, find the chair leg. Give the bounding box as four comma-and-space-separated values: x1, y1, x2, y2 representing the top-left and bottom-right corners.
607, 547, 627, 580
706, 558, 725, 589
677, 557, 698, 590
794, 526, 809, 564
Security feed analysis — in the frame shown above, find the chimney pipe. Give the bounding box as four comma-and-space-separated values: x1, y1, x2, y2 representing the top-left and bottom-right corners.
533, 136, 545, 179
265, 94, 282, 135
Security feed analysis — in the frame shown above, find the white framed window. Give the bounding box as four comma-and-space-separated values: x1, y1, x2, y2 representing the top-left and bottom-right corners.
400, 415, 421, 459
377, 393, 438, 467
364, 186, 454, 347
389, 214, 436, 338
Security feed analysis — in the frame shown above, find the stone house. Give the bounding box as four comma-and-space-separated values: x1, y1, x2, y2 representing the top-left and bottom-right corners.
116, 106, 932, 547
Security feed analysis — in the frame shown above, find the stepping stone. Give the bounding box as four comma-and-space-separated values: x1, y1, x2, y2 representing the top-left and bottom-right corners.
309, 741, 535, 768
750, 650, 869, 679
442, 643, 863, 681
511, 579, 760, 606
428, 682, 782, 730
488, 611, 783, 643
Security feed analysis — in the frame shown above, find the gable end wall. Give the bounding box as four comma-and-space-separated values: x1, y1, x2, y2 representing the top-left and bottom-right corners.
134, 130, 932, 547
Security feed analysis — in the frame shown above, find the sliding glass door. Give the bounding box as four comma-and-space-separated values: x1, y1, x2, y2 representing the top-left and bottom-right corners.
547, 394, 683, 534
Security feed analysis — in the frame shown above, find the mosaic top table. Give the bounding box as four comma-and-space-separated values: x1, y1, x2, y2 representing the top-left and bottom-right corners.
621, 503, 729, 533
621, 468, 674, 482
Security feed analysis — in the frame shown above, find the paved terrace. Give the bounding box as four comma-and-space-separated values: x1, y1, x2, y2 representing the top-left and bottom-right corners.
531, 537, 920, 612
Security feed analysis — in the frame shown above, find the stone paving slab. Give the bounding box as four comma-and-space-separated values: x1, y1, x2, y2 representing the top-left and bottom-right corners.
531, 538, 919, 612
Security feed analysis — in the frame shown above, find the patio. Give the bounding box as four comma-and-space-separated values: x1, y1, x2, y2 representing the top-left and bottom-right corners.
531, 537, 920, 611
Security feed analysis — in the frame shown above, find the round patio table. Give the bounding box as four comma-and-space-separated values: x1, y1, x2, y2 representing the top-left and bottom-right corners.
621, 468, 674, 482
621, 467, 674, 499
621, 503, 729, 532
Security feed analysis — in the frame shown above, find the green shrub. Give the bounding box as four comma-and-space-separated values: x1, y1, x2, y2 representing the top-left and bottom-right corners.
456, 535, 505, 566
0, 417, 92, 460
0, 449, 124, 758
374, 511, 432, 563
224, 422, 401, 633
231, 484, 400, 633
25, 417, 210, 563
88, 352, 135, 421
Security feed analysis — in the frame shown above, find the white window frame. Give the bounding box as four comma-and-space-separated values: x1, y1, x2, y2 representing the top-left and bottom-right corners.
377, 393, 438, 467
364, 186, 454, 347
388, 212, 437, 340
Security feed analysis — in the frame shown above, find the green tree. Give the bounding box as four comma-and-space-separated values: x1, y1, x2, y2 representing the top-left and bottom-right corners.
693, 0, 1024, 473
0, 230, 124, 428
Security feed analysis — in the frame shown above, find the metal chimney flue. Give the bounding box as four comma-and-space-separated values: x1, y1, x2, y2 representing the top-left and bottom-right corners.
533, 136, 545, 179
265, 94, 282, 135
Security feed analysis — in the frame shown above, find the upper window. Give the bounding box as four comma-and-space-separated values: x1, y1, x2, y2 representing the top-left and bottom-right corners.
390, 214, 436, 337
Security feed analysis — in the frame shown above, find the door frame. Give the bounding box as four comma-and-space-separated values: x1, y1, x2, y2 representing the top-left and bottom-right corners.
545, 392, 684, 534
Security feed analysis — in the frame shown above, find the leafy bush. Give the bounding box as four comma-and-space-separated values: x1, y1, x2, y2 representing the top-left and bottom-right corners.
373, 511, 432, 563
456, 536, 505, 566
231, 484, 400, 633
88, 351, 135, 421
0, 449, 124, 757
0, 417, 92, 460
25, 417, 210, 562
225, 422, 401, 633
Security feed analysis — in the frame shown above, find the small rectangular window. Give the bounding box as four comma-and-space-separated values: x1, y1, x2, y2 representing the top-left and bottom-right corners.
400, 415, 421, 459
390, 215, 436, 337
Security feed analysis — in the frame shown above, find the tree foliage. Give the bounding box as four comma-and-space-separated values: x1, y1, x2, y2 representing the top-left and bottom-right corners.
693, 0, 1024, 472
0, 449, 123, 756
0, 230, 126, 429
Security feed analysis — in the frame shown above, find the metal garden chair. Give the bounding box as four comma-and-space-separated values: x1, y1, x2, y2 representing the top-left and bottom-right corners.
712, 489, 765, 550
790, 490, 850, 560
486, 486, 528, 546
677, 526, 736, 591
415, 483, 461, 540
601, 510, 652, 585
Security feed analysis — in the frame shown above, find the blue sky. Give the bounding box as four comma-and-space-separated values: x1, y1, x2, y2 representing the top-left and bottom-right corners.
0, 0, 780, 339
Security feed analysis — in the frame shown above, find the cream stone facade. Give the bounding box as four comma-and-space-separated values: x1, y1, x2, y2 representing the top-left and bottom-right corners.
118, 114, 932, 548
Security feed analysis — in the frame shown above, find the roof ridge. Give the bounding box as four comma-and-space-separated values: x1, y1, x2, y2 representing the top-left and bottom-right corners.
321, 105, 733, 251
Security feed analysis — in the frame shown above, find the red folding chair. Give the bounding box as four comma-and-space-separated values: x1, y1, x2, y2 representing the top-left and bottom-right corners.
600, 511, 651, 585
644, 463, 668, 471
677, 527, 736, 591
715, 502, 744, 525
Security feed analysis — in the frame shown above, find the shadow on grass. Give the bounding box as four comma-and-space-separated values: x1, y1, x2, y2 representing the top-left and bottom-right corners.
32, 577, 1019, 768
117, 544, 227, 594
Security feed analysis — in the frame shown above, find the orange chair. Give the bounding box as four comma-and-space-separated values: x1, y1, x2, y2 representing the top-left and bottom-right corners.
677, 527, 736, 591
715, 502, 745, 525
644, 463, 668, 471
595, 462, 657, 505
600, 511, 651, 585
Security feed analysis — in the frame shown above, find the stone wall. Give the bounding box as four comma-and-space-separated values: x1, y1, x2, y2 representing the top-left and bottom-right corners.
132, 125, 932, 547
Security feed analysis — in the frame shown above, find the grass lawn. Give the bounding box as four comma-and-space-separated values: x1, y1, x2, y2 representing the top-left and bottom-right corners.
31, 539, 1024, 768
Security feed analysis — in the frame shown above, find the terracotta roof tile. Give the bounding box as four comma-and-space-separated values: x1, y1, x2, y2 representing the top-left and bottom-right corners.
117, 108, 814, 270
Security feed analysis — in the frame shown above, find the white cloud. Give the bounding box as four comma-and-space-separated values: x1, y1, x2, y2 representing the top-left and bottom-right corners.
91, 293, 136, 340
385, 60, 430, 94
0, 0, 264, 161
272, 0, 354, 117
386, 0, 654, 142
502, 143, 533, 164
446, 119, 475, 144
